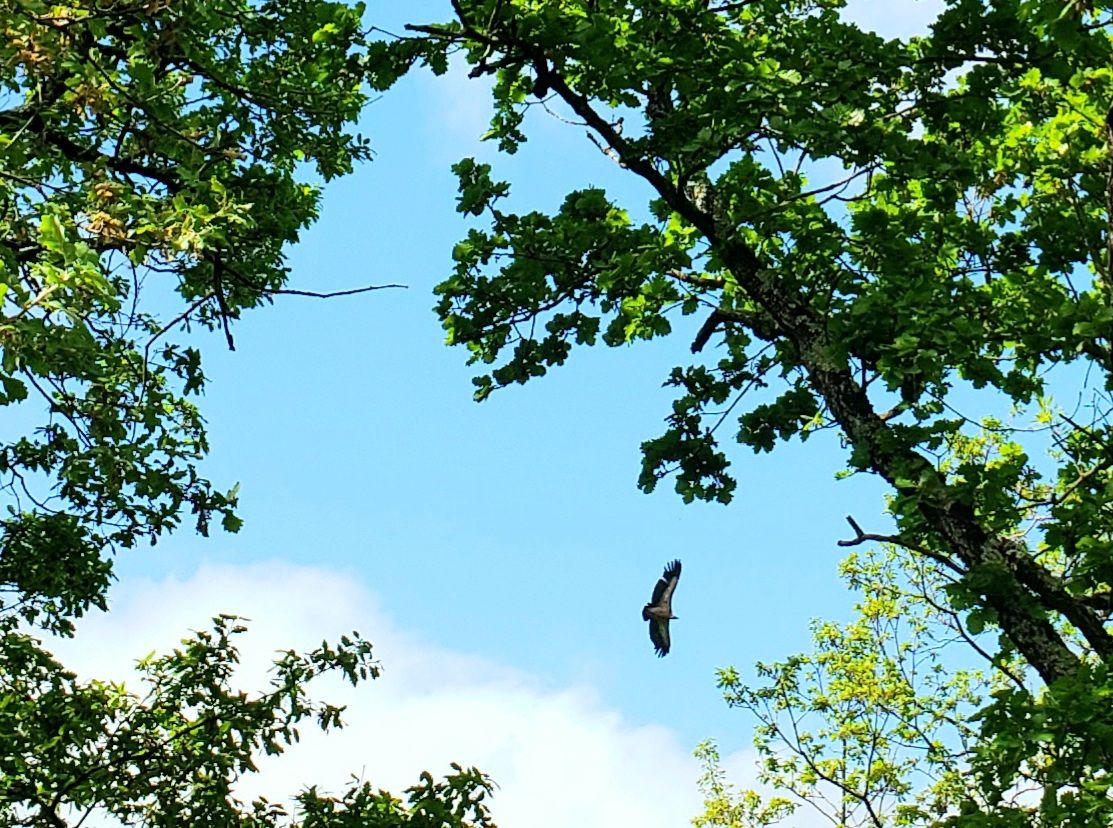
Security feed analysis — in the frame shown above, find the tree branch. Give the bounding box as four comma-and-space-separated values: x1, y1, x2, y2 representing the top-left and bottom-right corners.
441, 10, 1113, 684
210, 257, 236, 351
256, 283, 407, 299
838, 515, 967, 576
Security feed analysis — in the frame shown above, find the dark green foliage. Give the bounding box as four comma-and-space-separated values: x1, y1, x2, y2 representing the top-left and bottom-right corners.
0, 616, 494, 826
1, 2, 492, 824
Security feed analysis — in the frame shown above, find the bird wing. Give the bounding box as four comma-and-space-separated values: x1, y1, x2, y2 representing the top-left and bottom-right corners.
649, 559, 682, 610
648, 616, 671, 657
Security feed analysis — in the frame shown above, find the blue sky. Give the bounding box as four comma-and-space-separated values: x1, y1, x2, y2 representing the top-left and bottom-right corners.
57, 2, 949, 824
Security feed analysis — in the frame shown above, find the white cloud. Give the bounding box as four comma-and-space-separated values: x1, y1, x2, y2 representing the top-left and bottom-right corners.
49, 561, 718, 828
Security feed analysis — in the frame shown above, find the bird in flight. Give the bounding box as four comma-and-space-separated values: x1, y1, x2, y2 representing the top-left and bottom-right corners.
642, 559, 681, 657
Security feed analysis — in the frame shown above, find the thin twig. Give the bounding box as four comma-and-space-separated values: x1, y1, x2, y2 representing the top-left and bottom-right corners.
838, 515, 967, 576
145, 293, 211, 362
210, 257, 235, 351
267, 283, 406, 299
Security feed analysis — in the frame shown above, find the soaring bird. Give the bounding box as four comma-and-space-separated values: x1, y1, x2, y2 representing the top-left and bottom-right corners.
642, 559, 681, 657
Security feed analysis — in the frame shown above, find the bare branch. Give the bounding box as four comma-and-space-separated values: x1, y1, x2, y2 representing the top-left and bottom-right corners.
263, 283, 407, 299
839, 515, 967, 576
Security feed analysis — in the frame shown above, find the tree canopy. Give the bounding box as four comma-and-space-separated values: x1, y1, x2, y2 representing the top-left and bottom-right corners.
0, 0, 489, 824
7, 0, 1113, 824
0, 0, 374, 634
376, 0, 1113, 822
